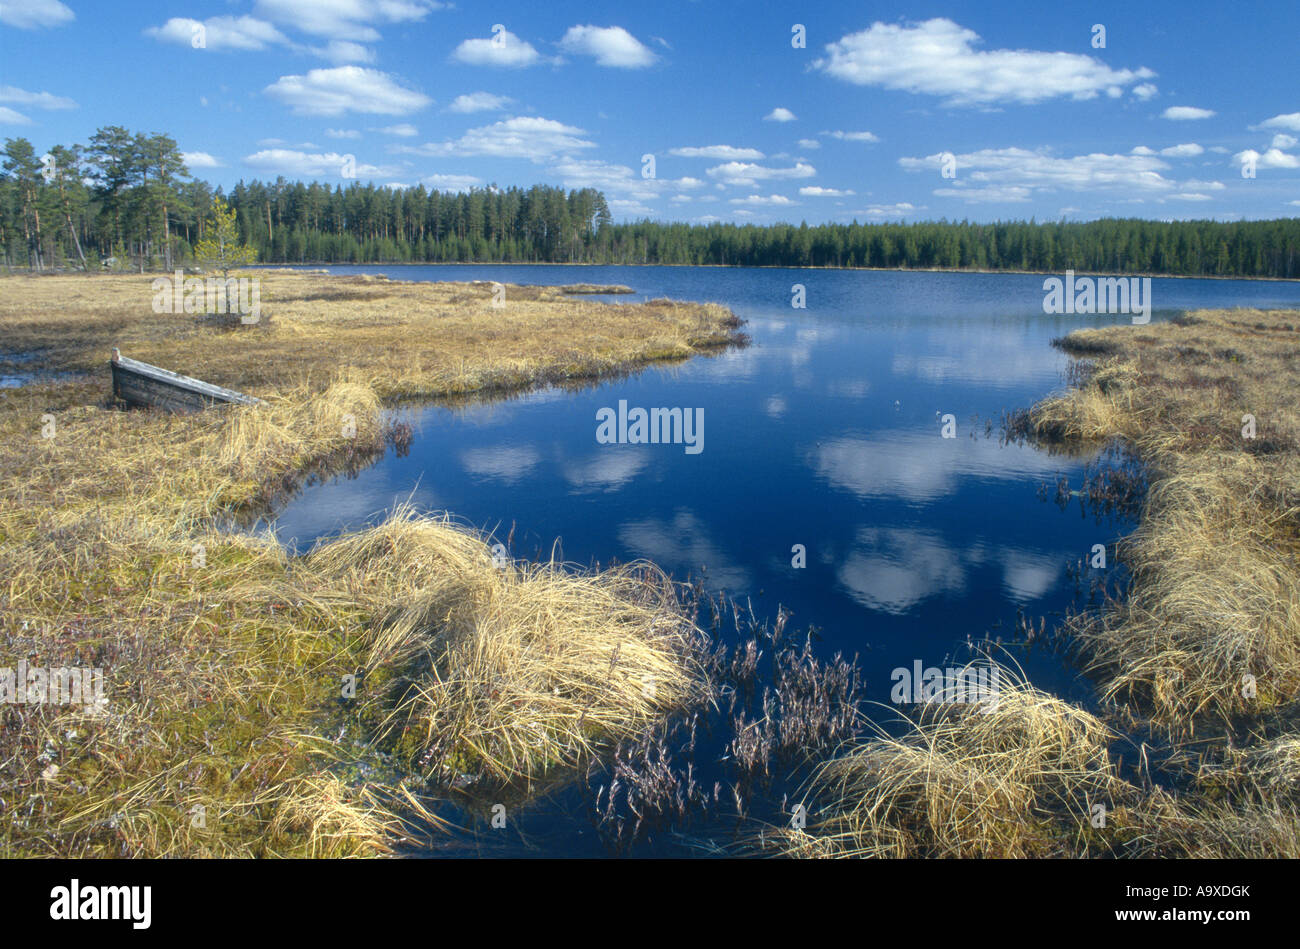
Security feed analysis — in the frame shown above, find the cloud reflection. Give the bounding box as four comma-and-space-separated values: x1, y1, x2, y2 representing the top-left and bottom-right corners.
837, 527, 969, 613
617, 509, 751, 591
459, 444, 541, 484
562, 448, 649, 492
1000, 549, 1062, 602
837, 527, 1068, 613
811, 430, 1062, 502
889, 325, 1066, 388
272, 479, 442, 552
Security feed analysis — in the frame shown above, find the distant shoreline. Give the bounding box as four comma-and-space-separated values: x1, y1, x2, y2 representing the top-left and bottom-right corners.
13, 263, 1300, 285
254, 261, 1300, 284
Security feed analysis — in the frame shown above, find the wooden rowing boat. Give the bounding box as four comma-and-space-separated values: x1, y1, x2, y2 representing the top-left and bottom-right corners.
110, 347, 261, 412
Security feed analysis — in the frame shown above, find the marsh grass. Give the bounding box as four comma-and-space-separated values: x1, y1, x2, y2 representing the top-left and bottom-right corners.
0, 377, 408, 857
1024, 308, 1300, 730
0, 271, 744, 400
990, 306, 1300, 858
300, 508, 707, 787
771, 670, 1127, 858
0, 272, 741, 857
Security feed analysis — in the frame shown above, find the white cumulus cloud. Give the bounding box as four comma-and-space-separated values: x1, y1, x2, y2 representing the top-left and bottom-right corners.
800, 186, 855, 197
0, 0, 73, 29
421, 173, 484, 192
669, 145, 765, 160
0, 86, 76, 110
253, 0, 442, 41
559, 25, 657, 68
396, 116, 596, 160
182, 151, 223, 169
448, 92, 513, 113
244, 148, 400, 178
1162, 105, 1215, 120
933, 185, 1033, 203
730, 194, 797, 206
706, 161, 816, 186
264, 66, 431, 116
852, 203, 917, 217
824, 130, 879, 143
814, 18, 1155, 106
1259, 112, 1300, 132
902, 147, 1183, 199
145, 16, 289, 51
1235, 148, 1300, 170
452, 30, 543, 67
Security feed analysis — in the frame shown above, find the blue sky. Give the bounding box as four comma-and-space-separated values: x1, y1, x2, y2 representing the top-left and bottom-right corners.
2, 0, 1298, 224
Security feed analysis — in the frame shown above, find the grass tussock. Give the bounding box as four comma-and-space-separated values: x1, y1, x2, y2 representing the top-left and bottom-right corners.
1121, 786, 1300, 859
774, 671, 1122, 858
1076, 462, 1300, 724
304, 509, 705, 786
1027, 309, 1300, 729
768, 660, 1300, 859
0, 272, 736, 857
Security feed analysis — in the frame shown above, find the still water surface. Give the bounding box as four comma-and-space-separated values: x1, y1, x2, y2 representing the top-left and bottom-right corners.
268, 266, 1300, 853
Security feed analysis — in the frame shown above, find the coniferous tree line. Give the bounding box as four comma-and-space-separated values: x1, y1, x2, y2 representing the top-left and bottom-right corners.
0, 128, 612, 272
3, 127, 1299, 277
594, 217, 1300, 278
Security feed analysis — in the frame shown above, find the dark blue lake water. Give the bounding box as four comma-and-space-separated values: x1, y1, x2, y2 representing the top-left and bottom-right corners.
266, 265, 1300, 853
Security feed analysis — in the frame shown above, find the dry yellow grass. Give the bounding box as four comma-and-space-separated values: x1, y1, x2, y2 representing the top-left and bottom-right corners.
773, 670, 1124, 858
0, 380, 395, 856
768, 662, 1300, 859
777, 308, 1300, 860
994, 306, 1300, 858
0, 271, 742, 401
1027, 308, 1300, 728
300, 508, 706, 786
0, 271, 740, 857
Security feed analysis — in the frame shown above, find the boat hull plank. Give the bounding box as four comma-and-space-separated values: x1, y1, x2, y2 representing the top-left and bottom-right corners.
110, 351, 260, 412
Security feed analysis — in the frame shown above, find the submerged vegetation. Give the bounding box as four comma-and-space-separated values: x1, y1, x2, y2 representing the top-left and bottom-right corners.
588, 597, 863, 854
0, 271, 742, 857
